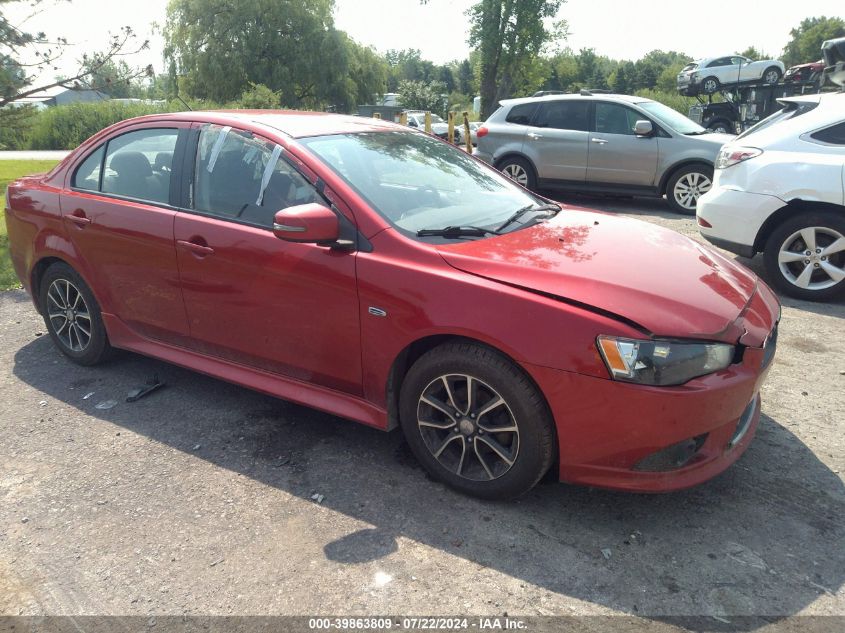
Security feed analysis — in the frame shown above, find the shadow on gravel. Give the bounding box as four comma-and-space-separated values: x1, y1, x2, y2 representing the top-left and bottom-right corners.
12, 335, 845, 629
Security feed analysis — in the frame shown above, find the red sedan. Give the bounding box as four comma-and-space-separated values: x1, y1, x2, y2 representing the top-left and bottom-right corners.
4, 111, 779, 499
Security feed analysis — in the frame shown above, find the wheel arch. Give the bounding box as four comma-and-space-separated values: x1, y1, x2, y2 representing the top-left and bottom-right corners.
753, 199, 845, 253
30, 256, 71, 313
659, 159, 714, 195
493, 152, 538, 175
385, 335, 557, 458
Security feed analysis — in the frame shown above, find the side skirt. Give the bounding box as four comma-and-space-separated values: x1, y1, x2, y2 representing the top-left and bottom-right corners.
102, 313, 389, 431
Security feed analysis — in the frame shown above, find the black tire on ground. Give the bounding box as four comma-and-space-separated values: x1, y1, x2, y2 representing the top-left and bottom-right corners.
762, 212, 845, 302
702, 76, 720, 94
706, 119, 734, 134
38, 262, 113, 366
497, 156, 537, 191
665, 163, 714, 215
399, 342, 556, 500
763, 67, 782, 85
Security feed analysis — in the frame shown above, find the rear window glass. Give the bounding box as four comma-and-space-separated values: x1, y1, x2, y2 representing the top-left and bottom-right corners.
505, 103, 538, 125
810, 121, 845, 145
737, 102, 819, 139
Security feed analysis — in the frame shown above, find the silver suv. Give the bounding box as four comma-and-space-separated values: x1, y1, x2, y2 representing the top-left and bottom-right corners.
474, 92, 733, 214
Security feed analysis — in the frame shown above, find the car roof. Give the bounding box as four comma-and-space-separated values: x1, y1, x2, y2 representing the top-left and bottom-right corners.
119, 110, 402, 139
500, 93, 650, 107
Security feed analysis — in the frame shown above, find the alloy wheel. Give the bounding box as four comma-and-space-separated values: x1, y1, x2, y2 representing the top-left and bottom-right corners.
764, 69, 779, 84
673, 172, 712, 211
416, 374, 520, 481
46, 279, 92, 352
777, 226, 845, 291
502, 163, 529, 187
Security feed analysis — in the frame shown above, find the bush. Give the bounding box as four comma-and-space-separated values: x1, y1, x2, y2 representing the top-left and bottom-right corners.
0, 106, 39, 150
27, 101, 165, 150
633, 89, 701, 116
232, 83, 281, 109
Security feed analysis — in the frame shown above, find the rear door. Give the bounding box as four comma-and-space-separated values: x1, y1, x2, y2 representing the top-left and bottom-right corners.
61, 123, 191, 344
522, 99, 590, 183
586, 102, 659, 187
173, 123, 362, 394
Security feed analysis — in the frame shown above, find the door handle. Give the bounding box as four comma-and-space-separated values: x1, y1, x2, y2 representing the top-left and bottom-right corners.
177, 239, 215, 257
591, 138, 608, 144
66, 209, 91, 226
527, 132, 543, 140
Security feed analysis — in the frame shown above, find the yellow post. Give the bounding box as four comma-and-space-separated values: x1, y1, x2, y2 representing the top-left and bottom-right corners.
447, 111, 455, 144
372, 112, 382, 119
399, 112, 408, 126
424, 111, 432, 134
463, 111, 472, 153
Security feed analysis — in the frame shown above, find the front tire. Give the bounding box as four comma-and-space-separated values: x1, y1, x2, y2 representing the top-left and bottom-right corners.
498, 156, 537, 191
399, 342, 555, 499
666, 164, 714, 215
39, 262, 112, 365
763, 213, 845, 301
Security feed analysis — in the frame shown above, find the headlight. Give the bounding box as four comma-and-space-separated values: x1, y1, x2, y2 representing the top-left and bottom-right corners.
715, 146, 763, 169
597, 336, 735, 386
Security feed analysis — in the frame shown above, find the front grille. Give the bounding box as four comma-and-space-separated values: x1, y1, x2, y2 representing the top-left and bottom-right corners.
688, 106, 703, 123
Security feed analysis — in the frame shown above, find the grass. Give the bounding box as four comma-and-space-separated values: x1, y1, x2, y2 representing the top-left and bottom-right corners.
1, 159, 60, 290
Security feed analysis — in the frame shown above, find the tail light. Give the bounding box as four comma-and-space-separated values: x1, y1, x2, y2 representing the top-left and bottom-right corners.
476, 126, 489, 138
715, 146, 762, 169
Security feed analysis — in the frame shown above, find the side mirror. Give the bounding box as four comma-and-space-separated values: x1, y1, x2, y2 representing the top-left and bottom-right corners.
634, 120, 654, 136
273, 203, 339, 244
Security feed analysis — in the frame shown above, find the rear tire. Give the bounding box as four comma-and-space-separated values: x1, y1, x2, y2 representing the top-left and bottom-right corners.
498, 156, 537, 191
763, 67, 782, 85
702, 76, 720, 94
399, 342, 555, 500
666, 164, 714, 215
39, 262, 112, 366
706, 119, 734, 134
763, 212, 845, 302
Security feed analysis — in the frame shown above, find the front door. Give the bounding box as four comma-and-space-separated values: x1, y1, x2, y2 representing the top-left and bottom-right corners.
586, 102, 659, 187
173, 124, 362, 394
61, 124, 191, 344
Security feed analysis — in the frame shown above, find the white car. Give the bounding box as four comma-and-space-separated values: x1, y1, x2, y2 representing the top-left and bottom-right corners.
677, 55, 785, 95
405, 111, 462, 144
696, 92, 845, 301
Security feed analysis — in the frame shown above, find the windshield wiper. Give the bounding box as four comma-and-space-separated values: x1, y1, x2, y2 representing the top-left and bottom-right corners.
416, 225, 499, 238
495, 203, 560, 233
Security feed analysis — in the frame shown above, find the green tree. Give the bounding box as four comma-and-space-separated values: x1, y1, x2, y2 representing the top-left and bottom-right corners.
467, 0, 567, 117
397, 79, 446, 114
457, 59, 474, 94
1, 0, 150, 107
164, 0, 384, 111
739, 46, 769, 60
782, 16, 845, 66
236, 83, 280, 109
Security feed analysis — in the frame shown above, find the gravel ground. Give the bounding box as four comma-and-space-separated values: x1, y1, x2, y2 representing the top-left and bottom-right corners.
0, 194, 843, 629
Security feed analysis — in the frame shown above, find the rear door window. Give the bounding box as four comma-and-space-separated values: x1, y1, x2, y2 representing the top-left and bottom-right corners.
533, 101, 589, 131
101, 129, 178, 204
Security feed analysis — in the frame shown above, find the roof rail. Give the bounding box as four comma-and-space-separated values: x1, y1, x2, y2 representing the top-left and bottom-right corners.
580, 89, 612, 96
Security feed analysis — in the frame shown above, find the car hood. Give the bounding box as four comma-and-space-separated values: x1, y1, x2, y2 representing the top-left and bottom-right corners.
436, 209, 762, 342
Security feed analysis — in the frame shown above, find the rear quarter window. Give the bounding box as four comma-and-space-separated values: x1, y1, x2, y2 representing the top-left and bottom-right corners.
505, 103, 538, 125
810, 121, 845, 145
72, 146, 105, 191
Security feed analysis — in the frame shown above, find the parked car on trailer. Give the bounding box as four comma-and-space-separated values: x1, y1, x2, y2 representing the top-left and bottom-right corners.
784, 59, 825, 87
474, 91, 733, 214
4, 110, 778, 499
405, 110, 462, 144
677, 55, 785, 95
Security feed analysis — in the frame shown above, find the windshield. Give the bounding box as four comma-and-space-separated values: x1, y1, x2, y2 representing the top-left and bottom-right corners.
681, 63, 698, 72
300, 131, 542, 237
637, 101, 706, 135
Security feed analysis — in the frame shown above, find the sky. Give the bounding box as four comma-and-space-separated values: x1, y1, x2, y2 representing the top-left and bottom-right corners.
6, 0, 844, 83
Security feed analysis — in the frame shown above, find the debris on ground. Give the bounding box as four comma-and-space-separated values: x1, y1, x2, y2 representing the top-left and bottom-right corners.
126, 375, 165, 403
209, 558, 224, 567
95, 400, 118, 410
601, 548, 612, 559
192, 444, 201, 451
82, 392, 95, 400
38, 400, 47, 407
311, 493, 325, 504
